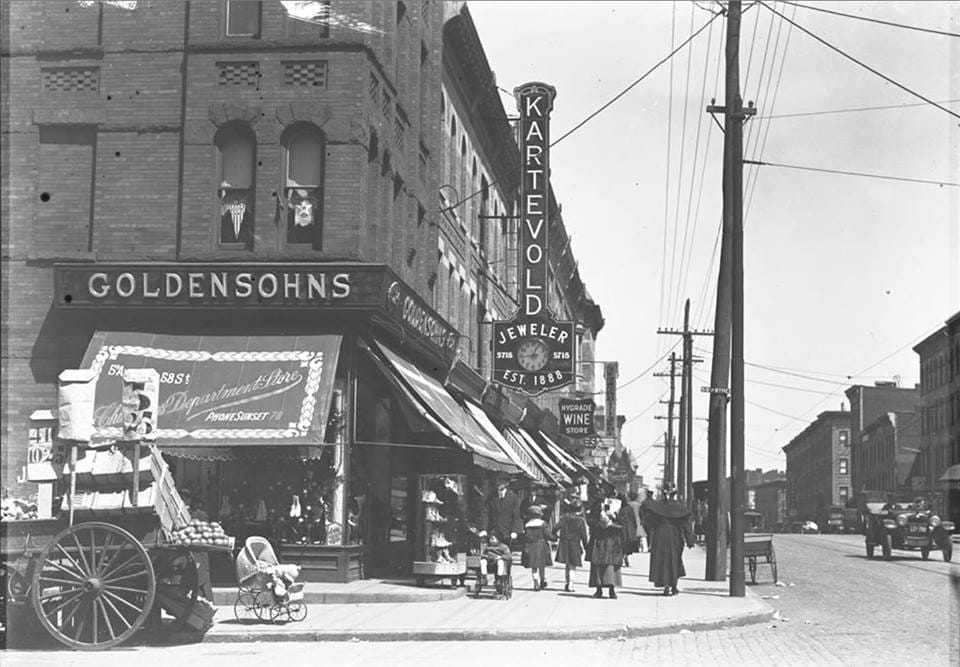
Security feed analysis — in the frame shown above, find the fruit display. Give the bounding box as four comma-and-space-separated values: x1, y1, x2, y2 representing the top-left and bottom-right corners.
1, 497, 39, 521
168, 519, 235, 550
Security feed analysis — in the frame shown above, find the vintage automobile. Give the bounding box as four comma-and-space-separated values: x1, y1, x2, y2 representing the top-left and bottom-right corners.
862, 500, 954, 561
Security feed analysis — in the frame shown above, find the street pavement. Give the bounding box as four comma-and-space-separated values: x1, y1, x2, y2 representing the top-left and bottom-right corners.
197, 544, 772, 642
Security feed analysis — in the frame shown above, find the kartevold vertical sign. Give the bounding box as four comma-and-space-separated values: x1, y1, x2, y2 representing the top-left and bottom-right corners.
492, 82, 576, 395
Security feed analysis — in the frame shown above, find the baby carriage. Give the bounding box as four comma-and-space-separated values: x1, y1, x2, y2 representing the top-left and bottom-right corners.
233, 536, 307, 623
466, 528, 513, 600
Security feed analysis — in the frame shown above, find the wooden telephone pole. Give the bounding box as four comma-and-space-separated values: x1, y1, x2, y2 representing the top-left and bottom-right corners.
705, 0, 753, 595
658, 299, 710, 507
653, 353, 679, 487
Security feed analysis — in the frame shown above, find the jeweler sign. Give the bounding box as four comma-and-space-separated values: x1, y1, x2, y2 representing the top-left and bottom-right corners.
559, 398, 596, 437
492, 81, 576, 395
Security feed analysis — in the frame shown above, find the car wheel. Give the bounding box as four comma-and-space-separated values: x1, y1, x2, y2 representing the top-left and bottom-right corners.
882, 534, 892, 560
866, 541, 874, 559
921, 547, 930, 560
943, 542, 953, 563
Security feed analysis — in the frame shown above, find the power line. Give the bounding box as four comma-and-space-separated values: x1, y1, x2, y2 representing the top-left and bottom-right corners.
778, 0, 960, 38
758, 99, 960, 120
620, 339, 683, 391
757, 0, 960, 122
744, 158, 960, 187
552, 9, 723, 147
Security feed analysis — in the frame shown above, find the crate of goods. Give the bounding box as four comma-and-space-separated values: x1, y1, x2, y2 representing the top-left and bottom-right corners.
413, 559, 466, 576
158, 593, 217, 633
122, 483, 158, 515
60, 491, 97, 516
168, 519, 234, 550
92, 490, 126, 514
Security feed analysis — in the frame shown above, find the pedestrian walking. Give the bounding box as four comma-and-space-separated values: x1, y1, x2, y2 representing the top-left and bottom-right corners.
626, 491, 648, 552
640, 488, 657, 552
617, 492, 638, 567
521, 505, 553, 591
587, 505, 624, 599
481, 477, 522, 548
645, 482, 695, 596
553, 500, 589, 592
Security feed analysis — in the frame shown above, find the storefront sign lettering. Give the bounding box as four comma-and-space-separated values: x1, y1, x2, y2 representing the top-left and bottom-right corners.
54, 264, 387, 309
559, 398, 596, 437
386, 281, 460, 361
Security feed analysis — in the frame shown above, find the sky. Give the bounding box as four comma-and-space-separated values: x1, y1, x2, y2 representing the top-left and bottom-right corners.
466, 1, 960, 485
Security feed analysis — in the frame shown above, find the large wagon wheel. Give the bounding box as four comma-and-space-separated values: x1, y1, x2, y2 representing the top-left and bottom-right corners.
30, 522, 156, 650
150, 547, 199, 634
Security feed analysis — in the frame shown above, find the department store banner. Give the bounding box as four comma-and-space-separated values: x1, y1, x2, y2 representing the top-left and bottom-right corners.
79, 332, 341, 448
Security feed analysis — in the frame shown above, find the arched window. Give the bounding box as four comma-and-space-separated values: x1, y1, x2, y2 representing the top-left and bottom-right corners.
282, 124, 325, 247
215, 123, 256, 248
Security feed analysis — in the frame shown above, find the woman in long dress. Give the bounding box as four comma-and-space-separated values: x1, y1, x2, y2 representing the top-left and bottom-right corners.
587, 506, 623, 599
553, 500, 589, 592
645, 482, 695, 595
521, 505, 553, 591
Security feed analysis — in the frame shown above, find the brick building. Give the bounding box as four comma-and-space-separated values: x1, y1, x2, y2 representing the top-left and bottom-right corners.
843, 382, 919, 496
858, 410, 921, 496
1, 1, 600, 580
912, 326, 950, 493
782, 410, 851, 523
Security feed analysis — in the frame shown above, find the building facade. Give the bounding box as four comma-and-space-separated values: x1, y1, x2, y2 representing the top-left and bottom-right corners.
843, 382, 919, 497
782, 410, 851, 523
1, 0, 601, 580
912, 326, 950, 494
750, 470, 787, 533
858, 410, 921, 497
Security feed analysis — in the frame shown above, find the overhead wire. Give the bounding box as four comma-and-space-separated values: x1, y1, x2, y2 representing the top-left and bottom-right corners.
778, 0, 960, 38
758, 98, 960, 120
744, 159, 960, 187
659, 1, 680, 359
757, 0, 960, 122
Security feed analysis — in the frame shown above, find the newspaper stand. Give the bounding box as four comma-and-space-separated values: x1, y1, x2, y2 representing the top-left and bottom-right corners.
0, 441, 234, 650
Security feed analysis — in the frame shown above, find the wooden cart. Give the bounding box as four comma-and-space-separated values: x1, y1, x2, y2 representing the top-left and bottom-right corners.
0, 443, 232, 650
743, 533, 778, 584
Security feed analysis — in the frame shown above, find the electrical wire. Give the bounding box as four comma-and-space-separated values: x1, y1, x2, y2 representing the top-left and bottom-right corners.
757, 0, 960, 122
744, 159, 960, 187
778, 0, 960, 38
659, 1, 680, 356
551, 8, 723, 148
758, 99, 960, 120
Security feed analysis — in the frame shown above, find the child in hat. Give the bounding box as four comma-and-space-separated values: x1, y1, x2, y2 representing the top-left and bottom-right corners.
521, 505, 553, 591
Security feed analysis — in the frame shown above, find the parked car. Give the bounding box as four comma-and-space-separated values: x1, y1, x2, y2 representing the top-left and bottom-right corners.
786, 520, 819, 534
861, 500, 954, 561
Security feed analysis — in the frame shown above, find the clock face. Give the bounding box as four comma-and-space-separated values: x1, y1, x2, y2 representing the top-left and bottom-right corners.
516, 338, 550, 372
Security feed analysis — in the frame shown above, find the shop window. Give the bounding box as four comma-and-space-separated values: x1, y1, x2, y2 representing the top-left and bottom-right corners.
226, 0, 261, 37
282, 125, 325, 247
215, 123, 256, 248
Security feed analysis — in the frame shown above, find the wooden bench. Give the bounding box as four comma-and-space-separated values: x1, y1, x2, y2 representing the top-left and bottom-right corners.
744, 533, 778, 584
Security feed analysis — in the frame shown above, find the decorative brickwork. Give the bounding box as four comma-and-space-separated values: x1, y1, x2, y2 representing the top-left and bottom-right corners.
283, 61, 327, 88
42, 67, 100, 94
217, 61, 259, 88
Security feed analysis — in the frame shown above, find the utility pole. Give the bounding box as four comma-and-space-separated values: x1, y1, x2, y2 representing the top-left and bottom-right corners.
705, 0, 753, 596
653, 353, 678, 487
658, 301, 711, 507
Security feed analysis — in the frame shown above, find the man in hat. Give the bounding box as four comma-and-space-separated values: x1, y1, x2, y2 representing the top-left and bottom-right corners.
481, 477, 522, 548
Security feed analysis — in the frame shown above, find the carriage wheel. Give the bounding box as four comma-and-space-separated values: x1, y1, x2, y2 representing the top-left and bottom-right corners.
31, 522, 156, 650
151, 548, 199, 634
286, 600, 307, 622
233, 590, 260, 623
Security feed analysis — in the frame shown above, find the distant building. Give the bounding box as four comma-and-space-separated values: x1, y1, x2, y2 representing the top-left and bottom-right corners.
844, 382, 919, 495
752, 470, 788, 533
782, 410, 851, 523
859, 411, 921, 496
944, 311, 960, 525
912, 326, 950, 495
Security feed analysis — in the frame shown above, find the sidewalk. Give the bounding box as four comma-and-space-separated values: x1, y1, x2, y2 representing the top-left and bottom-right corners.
196, 546, 774, 643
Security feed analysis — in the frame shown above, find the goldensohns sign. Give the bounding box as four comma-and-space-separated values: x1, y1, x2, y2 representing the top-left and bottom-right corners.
80, 332, 342, 447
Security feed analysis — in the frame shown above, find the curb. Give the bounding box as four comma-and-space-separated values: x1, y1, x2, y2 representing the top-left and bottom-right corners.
213, 587, 467, 605
186, 605, 775, 643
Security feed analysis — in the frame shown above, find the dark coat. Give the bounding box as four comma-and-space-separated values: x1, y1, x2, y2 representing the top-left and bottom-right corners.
645, 499, 695, 588
617, 502, 639, 555
587, 522, 624, 566
521, 519, 553, 569
483, 490, 522, 538
553, 513, 589, 567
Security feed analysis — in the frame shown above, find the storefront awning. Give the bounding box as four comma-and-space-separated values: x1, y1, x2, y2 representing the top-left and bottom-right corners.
463, 401, 546, 485
506, 426, 571, 485
536, 430, 592, 479
371, 340, 518, 473
80, 332, 341, 448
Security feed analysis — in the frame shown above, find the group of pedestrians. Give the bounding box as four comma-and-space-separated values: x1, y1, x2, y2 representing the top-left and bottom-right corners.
481, 478, 696, 599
